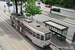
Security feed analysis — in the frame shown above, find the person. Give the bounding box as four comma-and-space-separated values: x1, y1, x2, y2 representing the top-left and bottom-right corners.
4, 5, 6, 12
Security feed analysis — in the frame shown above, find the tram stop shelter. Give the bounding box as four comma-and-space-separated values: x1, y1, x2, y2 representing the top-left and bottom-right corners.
43, 20, 69, 41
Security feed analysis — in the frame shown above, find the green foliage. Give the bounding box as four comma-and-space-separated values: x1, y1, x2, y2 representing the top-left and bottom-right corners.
43, 11, 75, 20
43, 0, 74, 8
43, 0, 59, 5
11, 0, 27, 3
23, 0, 42, 18
43, 0, 46, 3
52, 13, 75, 20
11, 0, 27, 14
59, 0, 74, 8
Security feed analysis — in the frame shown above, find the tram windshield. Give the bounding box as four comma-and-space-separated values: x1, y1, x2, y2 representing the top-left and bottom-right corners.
45, 33, 50, 40
41, 35, 44, 41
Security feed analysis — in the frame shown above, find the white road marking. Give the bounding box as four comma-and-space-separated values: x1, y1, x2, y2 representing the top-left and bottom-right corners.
0, 28, 12, 50
0, 11, 10, 19
0, 15, 10, 24
0, 20, 18, 50
21, 41, 31, 50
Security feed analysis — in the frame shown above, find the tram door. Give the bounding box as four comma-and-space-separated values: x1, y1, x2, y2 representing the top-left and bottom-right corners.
21, 23, 26, 36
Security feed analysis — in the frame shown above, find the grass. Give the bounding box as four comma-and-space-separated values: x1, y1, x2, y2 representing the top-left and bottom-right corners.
53, 4, 64, 8
52, 13, 75, 20
42, 11, 75, 20
43, 11, 50, 13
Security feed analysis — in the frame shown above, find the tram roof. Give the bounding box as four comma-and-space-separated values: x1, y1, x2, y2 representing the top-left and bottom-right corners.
13, 16, 50, 34
22, 19, 50, 33
43, 20, 68, 30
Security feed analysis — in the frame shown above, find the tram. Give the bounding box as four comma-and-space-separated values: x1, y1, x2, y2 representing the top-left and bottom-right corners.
10, 16, 51, 48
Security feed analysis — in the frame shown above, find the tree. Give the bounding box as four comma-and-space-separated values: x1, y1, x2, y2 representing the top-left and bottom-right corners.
43, 0, 58, 13
11, 0, 18, 14
18, 0, 27, 15
59, 0, 74, 8
11, 0, 27, 15
23, 0, 42, 19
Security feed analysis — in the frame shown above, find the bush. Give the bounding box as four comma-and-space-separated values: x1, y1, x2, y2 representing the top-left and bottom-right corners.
63, 2, 74, 8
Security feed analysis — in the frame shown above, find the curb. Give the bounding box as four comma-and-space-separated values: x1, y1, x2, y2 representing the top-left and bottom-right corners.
51, 40, 71, 50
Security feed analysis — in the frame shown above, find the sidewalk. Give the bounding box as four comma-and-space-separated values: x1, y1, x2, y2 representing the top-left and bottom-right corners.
51, 35, 71, 50
0, 28, 11, 50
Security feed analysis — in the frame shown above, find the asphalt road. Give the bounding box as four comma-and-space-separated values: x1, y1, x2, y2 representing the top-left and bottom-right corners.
38, 2, 75, 19
35, 2, 75, 39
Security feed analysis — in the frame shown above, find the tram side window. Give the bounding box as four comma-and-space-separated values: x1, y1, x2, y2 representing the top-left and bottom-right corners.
33, 33, 36, 37
19, 23, 22, 26
37, 34, 40, 39
21, 24, 24, 28
29, 30, 32, 35
26, 27, 29, 32
25, 26, 28, 30
24, 26, 32, 34
18, 21, 20, 25
25, 26, 27, 30
41, 35, 44, 41
13, 18, 15, 22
